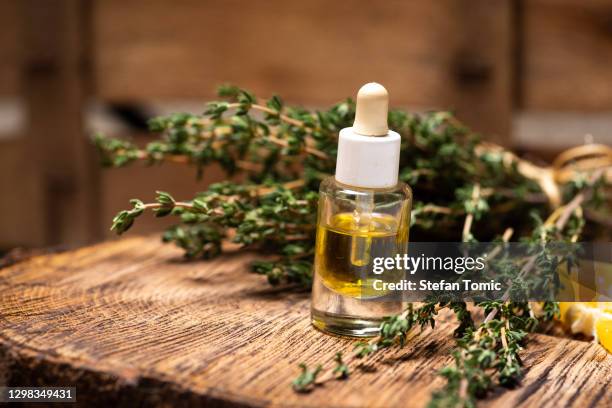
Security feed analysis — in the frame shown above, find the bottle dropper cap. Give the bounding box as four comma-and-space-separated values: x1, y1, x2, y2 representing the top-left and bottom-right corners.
335, 83, 401, 189
353, 83, 389, 136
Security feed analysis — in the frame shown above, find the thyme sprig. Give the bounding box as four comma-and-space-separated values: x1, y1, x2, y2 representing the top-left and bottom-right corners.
428, 200, 580, 407
293, 302, 446, 392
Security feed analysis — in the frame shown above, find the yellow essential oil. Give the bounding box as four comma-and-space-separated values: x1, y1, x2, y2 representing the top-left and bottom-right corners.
315, 212, 407, 298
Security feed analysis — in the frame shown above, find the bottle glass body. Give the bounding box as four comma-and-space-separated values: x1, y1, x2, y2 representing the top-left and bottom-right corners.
311, 176, 412, 337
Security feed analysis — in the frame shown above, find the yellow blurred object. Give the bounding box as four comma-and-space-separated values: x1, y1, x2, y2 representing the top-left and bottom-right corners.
596, 318, 612, 353
558, 302, 612, 353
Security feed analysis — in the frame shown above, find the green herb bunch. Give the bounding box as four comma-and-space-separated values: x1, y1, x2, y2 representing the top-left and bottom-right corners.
94, 86, 609, 407
94, 85, 547, 285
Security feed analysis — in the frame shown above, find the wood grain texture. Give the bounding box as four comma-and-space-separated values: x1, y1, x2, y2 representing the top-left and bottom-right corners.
93, 0, 513, 142
523, 0, 612, 110
0, 237, 610, 407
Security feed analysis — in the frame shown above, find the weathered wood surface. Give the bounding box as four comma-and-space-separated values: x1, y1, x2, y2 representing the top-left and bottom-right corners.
0, 236, 610, 407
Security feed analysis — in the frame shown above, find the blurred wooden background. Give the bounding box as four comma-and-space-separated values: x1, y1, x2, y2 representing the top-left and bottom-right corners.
1, 0, 611, 249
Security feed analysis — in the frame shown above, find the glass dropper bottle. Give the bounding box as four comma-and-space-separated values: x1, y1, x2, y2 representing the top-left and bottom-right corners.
311, 83, 412, 337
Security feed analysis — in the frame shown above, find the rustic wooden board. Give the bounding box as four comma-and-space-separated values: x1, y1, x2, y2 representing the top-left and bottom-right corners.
0, 236, 610, 407
92, 0, 513, 141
